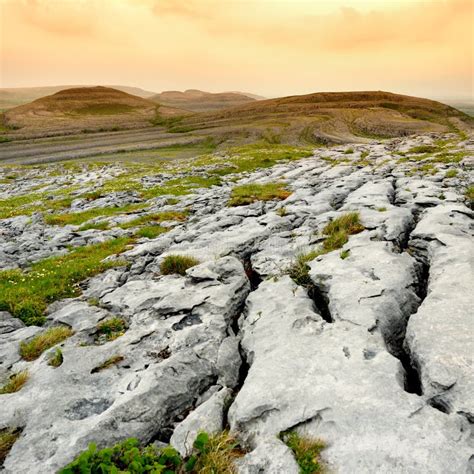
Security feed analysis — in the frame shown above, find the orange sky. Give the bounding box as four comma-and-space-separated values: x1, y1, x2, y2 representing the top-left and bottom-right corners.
0, 0, 472, 99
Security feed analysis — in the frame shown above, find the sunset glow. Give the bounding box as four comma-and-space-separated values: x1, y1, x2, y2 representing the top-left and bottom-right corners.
1, 0, 472, 98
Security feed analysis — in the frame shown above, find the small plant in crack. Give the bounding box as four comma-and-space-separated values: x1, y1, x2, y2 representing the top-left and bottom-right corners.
95, 318, 126, 343
287, 249, 324, 286
20, 327, 73, 361
91, 355, 124, 373
47, 348, 64, 368
377, 207, 387, 212
340, 249, 350, 260
0, 370, 29, 394
276, 206, 287, 217
0, 428, 22, 464
160, 254, 200, 276
281, 431, 326, 473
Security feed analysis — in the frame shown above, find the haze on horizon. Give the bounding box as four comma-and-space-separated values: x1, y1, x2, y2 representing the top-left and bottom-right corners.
0, 0, 472, 100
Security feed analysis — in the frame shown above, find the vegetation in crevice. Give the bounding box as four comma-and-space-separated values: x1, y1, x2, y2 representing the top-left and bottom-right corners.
95, 318, 126, 343
160, 254, 200, 276
281, 431, 326, 474
20, 327, 73, 361
0, 370, 30, 394
59, 431, 244, 474
228, 182, 291, 207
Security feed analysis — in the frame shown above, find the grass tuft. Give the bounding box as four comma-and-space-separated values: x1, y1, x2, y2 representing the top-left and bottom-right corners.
0, 429, 21, 464
96, 318, 126, 342
160, 254, 200, 276
47, 348, 64, 368
20, 327, 73, 361
282, 431, 326, 474
445, 169, 458, 179
228, 182, 291, 207
0, 370, 29, 394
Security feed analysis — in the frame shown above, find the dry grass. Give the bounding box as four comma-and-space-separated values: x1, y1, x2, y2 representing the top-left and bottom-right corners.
160, 255, 200, 276
0, 370, 29, 394
20, 327, 73, 361
91, 355, 124, 373
0, 429, 21, 464
228, 182, 291, 206
191, 431, 245, 474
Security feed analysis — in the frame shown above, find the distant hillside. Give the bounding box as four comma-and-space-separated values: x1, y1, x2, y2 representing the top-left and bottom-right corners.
150, 89, 257, 112
169, 91, 473, 144
0, 85, 157, 110
3, 86, 185, 134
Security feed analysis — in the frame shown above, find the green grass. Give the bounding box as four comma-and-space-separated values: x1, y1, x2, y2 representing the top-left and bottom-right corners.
340, 249, 350, 260
465, 186, 474, 207
377, 207, 387, 212
408, 145, 439, 154
228, 182, 291, 207
0, 429, 21, 464
282, 431, 326, 474
135, 225, 168, 239
96, 318, 126, 342
0, 370, 29, 394
20, 327, 73, 361
47, 348, 64, 367
344, 148, 354, 154
445, 169, 458, 179
119, 211, 187, 229
0, 238, 132, 325
160, 255, 200, 276
78, 221, 110, 231
288, 212, 364, 286
287, 249, 325, 286
45, 204, 144, 226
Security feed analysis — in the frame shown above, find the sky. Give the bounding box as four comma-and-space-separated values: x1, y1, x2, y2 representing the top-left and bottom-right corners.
0, 0, 472, 99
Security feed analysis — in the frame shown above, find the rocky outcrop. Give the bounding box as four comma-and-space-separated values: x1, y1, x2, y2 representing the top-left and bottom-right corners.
0, 133, 473, 472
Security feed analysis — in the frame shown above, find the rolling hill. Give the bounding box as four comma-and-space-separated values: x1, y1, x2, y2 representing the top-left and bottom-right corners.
2, 86, 187, 134
150, 89, 258, 112
167, 90, 473, 144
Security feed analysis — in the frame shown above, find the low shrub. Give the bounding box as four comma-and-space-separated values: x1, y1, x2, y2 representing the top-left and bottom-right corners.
0, 370, 29, 394
160, 255, 200, 276
228, 182, 291, 207
282, 431, 326, 474
59, 431, 244, 474
20, 327, 73, 361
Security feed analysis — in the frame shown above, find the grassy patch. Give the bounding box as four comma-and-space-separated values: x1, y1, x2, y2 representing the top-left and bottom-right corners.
59, 431, 244, 474
45, 204, 144, 226
78, 221, 110, 231
445, 169, 458, 179
0, 429, 21, 464
0, 238, 132, 325
47, 348, 64, 368
408, 145, 439, 154
20, 327, 73, 361
340, 249, 350, 260
0, 370, 29, 394
344, 148, 354, 154
465, 186, 474, 208
282, 431, 326, 474
91, 355, 124, 373
160, 255, 200, 276
96, 318, 126, 342
135, 225, 168, 239
119, 211, 187, 230
228, 182, 291, 206
377, 207, 387, 212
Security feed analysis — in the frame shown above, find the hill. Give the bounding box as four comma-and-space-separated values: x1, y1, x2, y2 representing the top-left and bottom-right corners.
169, 90, 473, 144
0, 85, 157, 110
150, 89, 257, 112
3, 86, 186, 134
